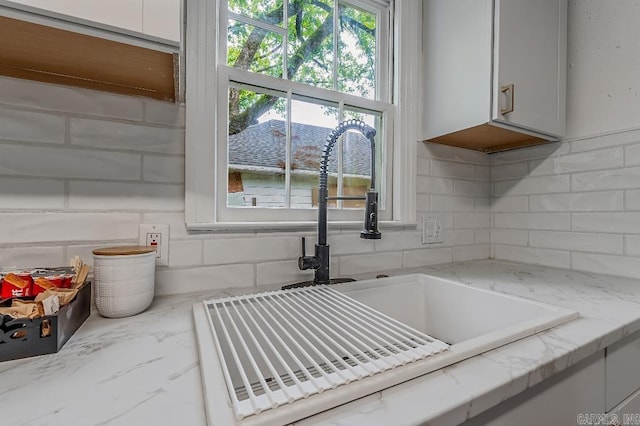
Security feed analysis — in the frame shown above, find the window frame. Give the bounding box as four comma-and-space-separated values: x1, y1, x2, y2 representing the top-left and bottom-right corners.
185, 0, 419, 230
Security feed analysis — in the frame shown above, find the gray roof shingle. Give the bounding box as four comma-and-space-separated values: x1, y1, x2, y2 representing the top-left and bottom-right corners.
228, 120, 372, 176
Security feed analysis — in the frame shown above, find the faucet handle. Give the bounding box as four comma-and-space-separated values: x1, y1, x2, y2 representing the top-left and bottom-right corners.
298, 237, 321, 270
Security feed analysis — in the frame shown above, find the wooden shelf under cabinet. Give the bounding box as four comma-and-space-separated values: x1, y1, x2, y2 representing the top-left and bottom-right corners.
425, 123, 550, 153
0, 16, 178, 102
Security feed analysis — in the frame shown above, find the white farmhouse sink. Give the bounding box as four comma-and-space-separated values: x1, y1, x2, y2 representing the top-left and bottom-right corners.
335, 274, 579, 360
193, 273, 578, 426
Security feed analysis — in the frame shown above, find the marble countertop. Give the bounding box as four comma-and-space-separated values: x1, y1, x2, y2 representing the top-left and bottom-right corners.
2, 260, 640, 426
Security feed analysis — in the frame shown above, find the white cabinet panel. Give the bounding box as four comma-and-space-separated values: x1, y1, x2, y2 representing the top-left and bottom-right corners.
462, 351, 605, 426
493, 0, 566, 136
423, 0, 567, 152
606, 330, 640, 411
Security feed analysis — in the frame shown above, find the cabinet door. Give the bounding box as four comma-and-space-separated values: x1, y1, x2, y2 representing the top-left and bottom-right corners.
492, 0, 567, 137
461, 351, 605, 426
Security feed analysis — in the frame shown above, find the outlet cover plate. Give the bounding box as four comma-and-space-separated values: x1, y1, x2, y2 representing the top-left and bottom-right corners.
422, 215, 444, 244
139, 224, 169, 266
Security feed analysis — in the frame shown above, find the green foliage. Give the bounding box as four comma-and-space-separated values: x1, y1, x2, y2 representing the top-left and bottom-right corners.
227, 0, 378, 134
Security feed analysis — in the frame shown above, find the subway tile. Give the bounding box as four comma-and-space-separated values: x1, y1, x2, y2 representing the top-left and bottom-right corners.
572, 167, 640, 191
493, 175, 570, 196
69, 181, 184, 211
0, 178, 65, 210
402, 247, 452, 268
142, 213, 197, 239
442, 229, 475, 246
491, 196, 529, 212
326, 233, 375, 256
494, 213, 570, 231
474, 197, 491, 212
572, 213, 640, 233
155, 264, 255, 296
257, 260, 314, 286
203, 236, 300, 265
625, 190, 640, 210
626, 236, 640, 257
528, 157, 558, 176
416, 157, 430, 176
570, 128, 640, 153
625, 143, 640, 166
0, 144, 141, 180
453, 244, 490, 262
475, 229, 491, 244
531, 148, 623, 175
491, 162, 529, 181
491, 229, 528, 246
0, 108, 65, 144
475, 165, 491, 181
529, 191, 624, 212
490, 142, 569, 164
143, 155, 185, 183
416, 194, 430, 211
0, 213, 140, 244
0, 76, 144, 120
144, 100, 185, 127
430, 195, 475, 212
453, 213, 491, 229
571, 253, 640, 280
168, 240, 203, 267
430, 159, 475, 179
493, 245, 570, 269
0, 246, 65, 269
453, 180, 491, 196
374, 230, 423, 252
529, 231, 623, 254
339, 252, 403, 275
417, 176, 453, 195
70, 118, 184, 154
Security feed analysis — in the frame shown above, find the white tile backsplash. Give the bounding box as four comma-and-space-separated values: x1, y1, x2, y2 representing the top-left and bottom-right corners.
0, 212, 140, 244
491, 129, 640, 278
0, 178, 65, 209
0, 108, 66, 144
4, 74, 640, 292
0, 77, 145, 120
68, 181, 184, 211
528, 191, 624, 212
70, 118, 184, 154
0, 144, 142, 180
572, 166, 640, 191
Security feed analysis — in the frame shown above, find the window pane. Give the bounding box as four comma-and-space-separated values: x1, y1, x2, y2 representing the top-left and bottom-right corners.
338, 4, 376, 99
227, 19, 283, 78
342, 109, 382, 207
228, 0, 284, 26
291, 97, 338, 208
228, 86, 287, 208
288, 0, 333, 88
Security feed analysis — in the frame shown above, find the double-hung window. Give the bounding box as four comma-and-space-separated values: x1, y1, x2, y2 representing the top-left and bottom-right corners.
186, 0, 405, 229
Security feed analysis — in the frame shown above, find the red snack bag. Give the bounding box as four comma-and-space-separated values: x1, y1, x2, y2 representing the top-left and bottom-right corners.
1, 273, 32, 298
44, 275, 64, 288
32, 277, 55, 296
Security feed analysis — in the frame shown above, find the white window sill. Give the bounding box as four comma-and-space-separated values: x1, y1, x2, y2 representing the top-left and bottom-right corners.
185, 220, 417, 233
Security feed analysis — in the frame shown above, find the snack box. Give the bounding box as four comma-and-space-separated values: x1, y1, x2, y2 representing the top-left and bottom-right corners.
0, 280, 91, 362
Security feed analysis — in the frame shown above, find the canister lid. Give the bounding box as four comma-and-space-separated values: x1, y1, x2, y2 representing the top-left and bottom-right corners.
92, 246, 157, 256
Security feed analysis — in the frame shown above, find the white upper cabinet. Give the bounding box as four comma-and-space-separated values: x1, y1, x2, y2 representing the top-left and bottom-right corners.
422, 0, 567, 153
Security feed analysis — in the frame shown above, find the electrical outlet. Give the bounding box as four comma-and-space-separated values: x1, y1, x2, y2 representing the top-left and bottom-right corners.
139, 224, 169, 266
422, 215, 444, 244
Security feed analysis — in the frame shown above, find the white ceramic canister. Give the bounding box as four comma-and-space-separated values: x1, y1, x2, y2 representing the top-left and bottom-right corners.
92, 246, 156, 318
